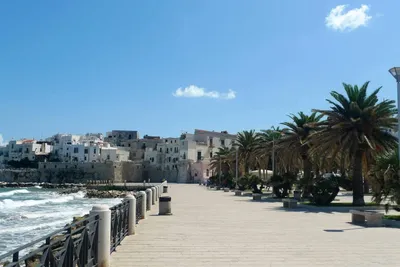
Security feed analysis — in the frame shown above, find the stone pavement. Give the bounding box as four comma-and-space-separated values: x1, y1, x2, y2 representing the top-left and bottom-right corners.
110, 184, 400, 267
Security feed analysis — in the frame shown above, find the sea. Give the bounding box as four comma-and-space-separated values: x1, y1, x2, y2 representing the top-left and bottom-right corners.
0, 187, 121, 255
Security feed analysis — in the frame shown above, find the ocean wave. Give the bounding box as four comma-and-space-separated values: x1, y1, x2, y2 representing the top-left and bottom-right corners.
0, 189, 30, 197
0, 220, 70, 234
0, 191, 85, 209
34, 185, 42, 189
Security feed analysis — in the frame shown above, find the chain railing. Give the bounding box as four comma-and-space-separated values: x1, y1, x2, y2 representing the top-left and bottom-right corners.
0, 215, 99, 267
110, 200, 129, 253
136, 193, 143, 224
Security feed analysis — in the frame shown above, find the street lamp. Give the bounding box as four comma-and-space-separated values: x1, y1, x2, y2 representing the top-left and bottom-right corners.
389, 67, 400, 164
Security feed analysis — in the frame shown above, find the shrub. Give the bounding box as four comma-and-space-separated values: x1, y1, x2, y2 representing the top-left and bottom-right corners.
269, 172, 296, 198
310, 174, 340, 205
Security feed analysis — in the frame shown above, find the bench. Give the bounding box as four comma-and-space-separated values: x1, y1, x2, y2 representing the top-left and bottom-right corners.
252, 193, 262, 201
282, 199, 298, 208
350, 210, 384, 227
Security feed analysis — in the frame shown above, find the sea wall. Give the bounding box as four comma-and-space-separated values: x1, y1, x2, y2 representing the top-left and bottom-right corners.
0, 169, 41, 183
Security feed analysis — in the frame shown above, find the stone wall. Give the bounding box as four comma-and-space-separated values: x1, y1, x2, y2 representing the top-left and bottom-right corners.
0, 169, 41, 183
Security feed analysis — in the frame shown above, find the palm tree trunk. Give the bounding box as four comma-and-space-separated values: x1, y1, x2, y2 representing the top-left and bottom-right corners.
302, 156, 313, 198
352, 149, 365, 205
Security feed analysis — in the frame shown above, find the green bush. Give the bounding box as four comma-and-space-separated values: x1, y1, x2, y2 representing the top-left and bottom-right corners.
310, 174, 340, 205
269, 172, 296, 198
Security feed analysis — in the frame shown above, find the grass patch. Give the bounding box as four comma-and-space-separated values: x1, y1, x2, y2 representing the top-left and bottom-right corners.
301, 201, 380, 207
383, 215, 400, 221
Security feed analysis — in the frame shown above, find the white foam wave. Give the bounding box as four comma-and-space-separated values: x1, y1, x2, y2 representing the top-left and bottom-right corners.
0, 220, 70, 234
0, 191, 85, 209
34, 185, 42, 189
0, 189, 30, 197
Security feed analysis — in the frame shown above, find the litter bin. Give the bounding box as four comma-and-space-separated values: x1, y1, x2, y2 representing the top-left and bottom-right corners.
159, 196, 172, 215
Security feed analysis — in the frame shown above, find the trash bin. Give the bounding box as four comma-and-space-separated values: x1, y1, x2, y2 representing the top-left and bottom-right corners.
163, 185, 168, 193
159, 196, 172, 215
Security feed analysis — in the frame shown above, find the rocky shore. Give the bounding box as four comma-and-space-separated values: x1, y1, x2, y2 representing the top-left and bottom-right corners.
84, 189, 131, 198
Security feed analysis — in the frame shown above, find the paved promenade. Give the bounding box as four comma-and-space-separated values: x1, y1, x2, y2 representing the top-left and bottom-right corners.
110, 184, 400, 267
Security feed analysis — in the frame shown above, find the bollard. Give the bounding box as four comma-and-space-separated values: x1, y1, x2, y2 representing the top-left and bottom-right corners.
124, 195, 136, 235
159, 196, 172, 215
143, 180, 146, 187
163, 185, 168, 193
139, 191, 147, 219
155, 186, 159, 201
151, 187, 156, 205
158, 185, 162, 197
145, 188, 152, 211
90, 205, 111, 267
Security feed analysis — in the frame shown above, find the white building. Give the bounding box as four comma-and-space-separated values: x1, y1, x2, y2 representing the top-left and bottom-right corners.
144, 129, 236, 183
0, 139, 53, 162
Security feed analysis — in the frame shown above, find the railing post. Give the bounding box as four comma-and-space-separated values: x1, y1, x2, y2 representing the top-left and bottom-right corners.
139, 191, 147, 219
125, 195, 136, 235
151, 187, 156, 205
145, 188, 152, 211
90, 205, 111, 267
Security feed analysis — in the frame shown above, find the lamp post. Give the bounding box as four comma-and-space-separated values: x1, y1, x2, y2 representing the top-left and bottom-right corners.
389, 67, 400, 164
235, 146, 238, 188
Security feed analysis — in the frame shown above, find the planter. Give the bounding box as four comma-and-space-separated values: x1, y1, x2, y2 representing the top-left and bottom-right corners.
235, 190, 242, 196
253, 193, 262, 201
223, 188, 230, 192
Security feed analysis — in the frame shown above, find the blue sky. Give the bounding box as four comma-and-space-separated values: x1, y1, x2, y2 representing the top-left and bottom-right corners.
1, 0, 399, 143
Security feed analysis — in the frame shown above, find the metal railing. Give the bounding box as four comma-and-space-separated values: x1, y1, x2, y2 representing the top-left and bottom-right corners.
136, 193, 143, 224
0, 215, 99, 267
110, 200, 129, 253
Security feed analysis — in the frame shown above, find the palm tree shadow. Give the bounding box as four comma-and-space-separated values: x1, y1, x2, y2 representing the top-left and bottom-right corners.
271, 205, 353, 214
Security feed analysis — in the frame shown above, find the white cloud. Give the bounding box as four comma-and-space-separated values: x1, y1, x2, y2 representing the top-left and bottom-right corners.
0, 134, 6, 147
173, 85, 236, 100
325, 4, 372, 32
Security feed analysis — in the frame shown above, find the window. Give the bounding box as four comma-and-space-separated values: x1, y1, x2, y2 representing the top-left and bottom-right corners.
107, 155, 110, 160
183, 153, 186, 160
84, 156, 87, 161
66, 153, 69, 157
54, 165, 57, 168
221, 139, 225, 146
128, 144, 131, 147
92, 164, 94, 169
209, 138, 213, 146
197, 151, 202, 161
84, 148, 88, 154
210, 152, 213, 158
43, 165, 46, 169
166, 148, 169, 153
165, 140, 168, 143
40, 148, 42, 152
206, 169, 209, 176
174, 140, 176, 143
128, 134, 132, 139
94, 149, 96, 154
25, 148, 29, 153
74, 147, 79, 153
168, 157, 171, 162
160, 148, 162, 152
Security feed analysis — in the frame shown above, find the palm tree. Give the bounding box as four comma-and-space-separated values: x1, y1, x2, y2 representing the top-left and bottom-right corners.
257, 127, 284, 177
235, 130, 260, 174
278, 112, 324, 196
209, 146, 236, 176
310, 82, 398, 205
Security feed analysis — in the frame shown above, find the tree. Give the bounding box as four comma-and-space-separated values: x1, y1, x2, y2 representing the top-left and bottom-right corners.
310, 82, 398, 205
277, 112, 324, 197
234, 130, 260, 174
